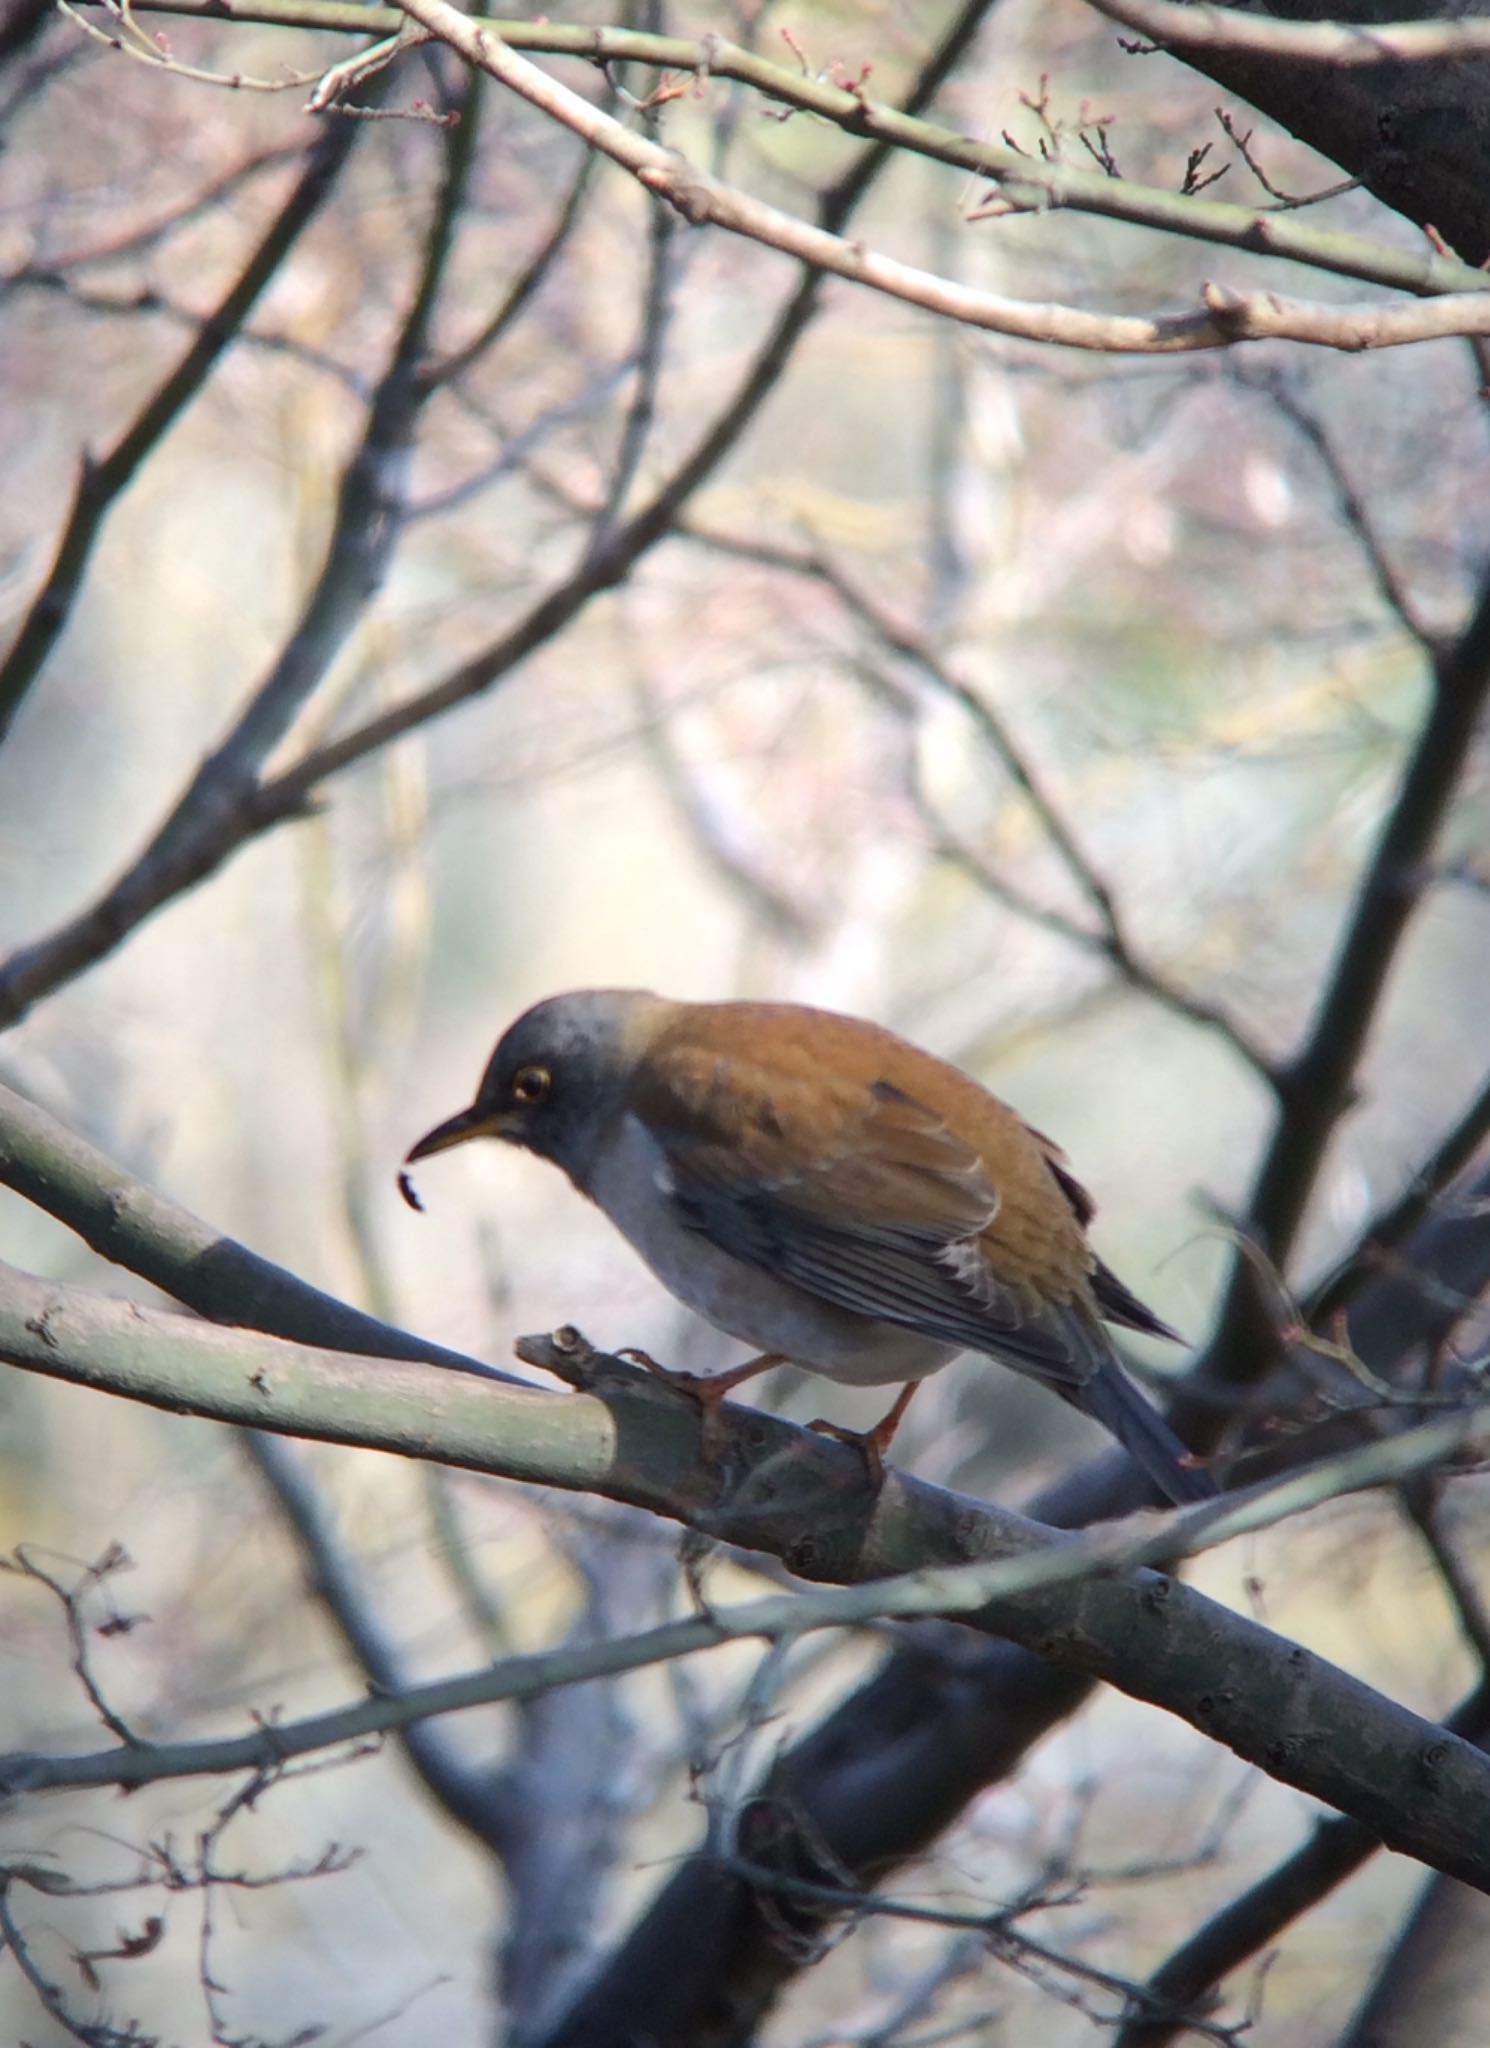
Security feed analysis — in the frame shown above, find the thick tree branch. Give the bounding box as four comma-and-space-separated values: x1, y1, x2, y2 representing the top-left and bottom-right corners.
0, 1077, 514, 1382
548, 1143, 1490, 2047
4, 1272, 1490, 1887
1086, 0, 1490, 64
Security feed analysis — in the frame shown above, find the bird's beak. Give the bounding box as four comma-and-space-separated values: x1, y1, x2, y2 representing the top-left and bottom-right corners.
404, 1103, 514, 1164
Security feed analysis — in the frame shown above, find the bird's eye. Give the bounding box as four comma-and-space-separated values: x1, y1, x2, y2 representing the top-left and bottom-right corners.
511, 1064, 552, 1106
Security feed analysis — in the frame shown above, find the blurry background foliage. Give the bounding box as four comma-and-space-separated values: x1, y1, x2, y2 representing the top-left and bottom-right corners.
0, 0, 1488, 2041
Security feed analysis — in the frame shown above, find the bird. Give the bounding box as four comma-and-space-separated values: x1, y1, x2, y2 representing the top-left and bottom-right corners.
402, 990, 1215, 1505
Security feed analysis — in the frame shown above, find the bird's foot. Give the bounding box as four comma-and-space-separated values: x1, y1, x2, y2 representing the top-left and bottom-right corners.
805, 1381, 920, 1489
618, 1350, 782, 1462
805, 1416, 891, 1487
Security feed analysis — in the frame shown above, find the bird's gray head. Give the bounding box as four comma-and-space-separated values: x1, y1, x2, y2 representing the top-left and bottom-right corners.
404, 989, 669, 1187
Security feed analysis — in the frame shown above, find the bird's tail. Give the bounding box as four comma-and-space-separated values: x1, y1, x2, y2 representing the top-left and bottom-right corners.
1078, 1356, 1216, 1505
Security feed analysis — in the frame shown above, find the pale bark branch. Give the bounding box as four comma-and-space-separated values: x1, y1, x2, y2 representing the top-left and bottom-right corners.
1086, 0, 1490, 65
388, 0, 1490, 358
4, 1271, 1490, 1889
65, 1, 1490, 295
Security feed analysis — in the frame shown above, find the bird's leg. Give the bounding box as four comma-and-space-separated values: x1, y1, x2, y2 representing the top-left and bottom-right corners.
618, 1350, 785, 1459
807, 1380, 921, 1487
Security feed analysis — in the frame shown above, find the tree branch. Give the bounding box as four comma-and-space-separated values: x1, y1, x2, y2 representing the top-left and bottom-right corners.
0, 1077, 514, 1381
0, 3, 989, 1028
546, 1145, 1490, 2046
4, 1272, 1490, 1887
70, 1, 1490, 293
1086, 0, 1490, 64
383, 0, 1490, 360
0, 113, 367, 747
1189, 563, 1490, 1411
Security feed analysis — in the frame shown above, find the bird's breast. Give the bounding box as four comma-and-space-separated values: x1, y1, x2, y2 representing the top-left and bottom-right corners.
584, 1116, 959, 1386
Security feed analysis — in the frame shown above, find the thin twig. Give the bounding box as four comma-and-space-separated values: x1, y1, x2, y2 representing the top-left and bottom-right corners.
1194, 564, 1490, 1408
63, 2, 1490, 297
4, 266, 366, 390
1405, 1486, 1490, 1674
841, 629, 1279, 1084
1115, 1679, 1490, 2047
0, 116, 367, 746
582, 131, 678, 562
1306, 1063, 1490, 1328
723, 1858, 1241, 2044
1234, 365, 1439, 650
0, 1878, 147, 2047
0, 68, 475, 1025
20, 140, 304, 270
427, 132, 599, 384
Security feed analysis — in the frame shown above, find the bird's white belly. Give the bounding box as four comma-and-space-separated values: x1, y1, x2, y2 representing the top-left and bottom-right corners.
585, 1117, 959, 1388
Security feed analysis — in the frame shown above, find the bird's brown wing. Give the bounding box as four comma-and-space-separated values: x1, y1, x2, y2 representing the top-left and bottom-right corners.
629, 1043, 1102, 1386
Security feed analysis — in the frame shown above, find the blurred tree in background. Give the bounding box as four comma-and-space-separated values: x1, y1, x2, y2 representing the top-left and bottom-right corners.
2, 0, 1490, 2042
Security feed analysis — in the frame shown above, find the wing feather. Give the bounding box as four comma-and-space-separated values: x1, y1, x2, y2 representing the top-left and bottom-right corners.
630, 1043, 1100, 1389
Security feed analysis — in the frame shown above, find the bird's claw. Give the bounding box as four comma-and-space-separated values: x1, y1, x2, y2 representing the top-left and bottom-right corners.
618, 1349, 735, 1460
806, 1416, 890, 1488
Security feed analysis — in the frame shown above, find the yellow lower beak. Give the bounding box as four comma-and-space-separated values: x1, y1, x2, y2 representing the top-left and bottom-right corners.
404, 1105, 513, 1163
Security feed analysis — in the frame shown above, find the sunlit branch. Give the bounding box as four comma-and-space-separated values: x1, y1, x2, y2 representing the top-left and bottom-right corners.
385, 0, 1490, 359
1085, 0, 1490, 65
69, 0, 1490, 297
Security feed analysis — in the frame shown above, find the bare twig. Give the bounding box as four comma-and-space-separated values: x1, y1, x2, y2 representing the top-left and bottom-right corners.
1306, 1064, 1490, 1328
18, 139, 303, 270
723, 1859, 1242, 2043
1190, 564, 1490, 1416
1234, 365, 1439, 649
10, 1544, 143, 1747
1213, 108, 1358, 213
57, 0, 324, 91
1116, 1680, 1490, 2047
582, 59, 679, 565
0, 1875, 150, 2047
1405, 1487, 1490, 1675
5, 265, 366, 389
427, 134, 598, 385
0, 116, 367, 746
821, 588, 1278, 1083
61, 1, 1490, 294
